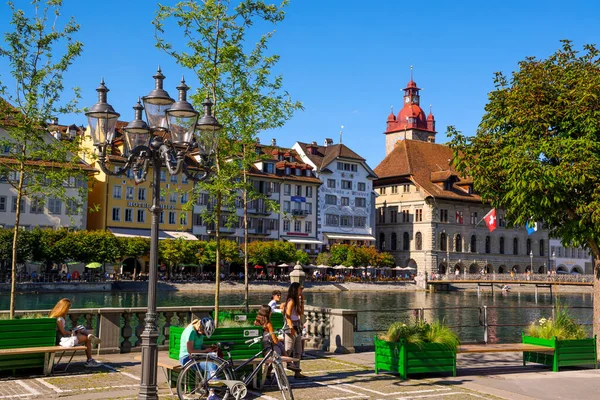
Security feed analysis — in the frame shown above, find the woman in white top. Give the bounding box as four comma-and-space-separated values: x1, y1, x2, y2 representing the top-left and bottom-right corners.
49, 298, 102, 368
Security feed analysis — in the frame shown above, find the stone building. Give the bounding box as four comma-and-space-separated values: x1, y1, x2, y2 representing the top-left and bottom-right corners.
373, 77, 549, 275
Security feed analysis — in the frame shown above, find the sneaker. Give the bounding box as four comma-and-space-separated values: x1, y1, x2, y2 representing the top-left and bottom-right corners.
84, 358, 101, 368
294, 372, 308, 379
286, 364, 301, 373
87, 334, 102, 345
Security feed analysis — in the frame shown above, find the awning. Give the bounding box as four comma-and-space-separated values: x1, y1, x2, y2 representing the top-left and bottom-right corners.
324, 233, 376, 241
109, 228, 198, 241
282, 237, 322, 245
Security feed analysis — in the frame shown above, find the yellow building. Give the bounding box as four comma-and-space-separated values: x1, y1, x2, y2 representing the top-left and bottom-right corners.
80, 123, 197, 273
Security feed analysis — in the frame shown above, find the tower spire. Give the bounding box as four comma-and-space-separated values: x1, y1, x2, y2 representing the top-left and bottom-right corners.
410, 65, 413, 81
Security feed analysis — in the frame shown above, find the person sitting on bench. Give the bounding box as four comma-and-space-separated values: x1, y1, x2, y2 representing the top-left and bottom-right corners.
179, 317, 219, 373
49, 298, 101, 368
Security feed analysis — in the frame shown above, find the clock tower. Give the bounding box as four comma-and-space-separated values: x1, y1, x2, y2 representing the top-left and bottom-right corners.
384, 72, 436, 155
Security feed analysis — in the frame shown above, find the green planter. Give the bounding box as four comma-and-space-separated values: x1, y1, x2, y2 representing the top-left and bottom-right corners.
374, 337, 456, 379
213, 310, 284, 330
0, 318, 57, 373
522, 334, 598, 372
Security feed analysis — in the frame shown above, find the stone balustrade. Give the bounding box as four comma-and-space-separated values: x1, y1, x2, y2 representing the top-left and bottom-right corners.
1, 304, 358, 354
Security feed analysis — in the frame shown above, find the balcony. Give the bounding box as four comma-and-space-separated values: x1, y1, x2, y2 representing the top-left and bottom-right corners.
249, 206, 270, 215
292, 209, 309, 218
249, 227, 271, 235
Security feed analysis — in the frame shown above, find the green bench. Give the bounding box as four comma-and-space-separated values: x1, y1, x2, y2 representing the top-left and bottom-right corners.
0, 318, 86, 375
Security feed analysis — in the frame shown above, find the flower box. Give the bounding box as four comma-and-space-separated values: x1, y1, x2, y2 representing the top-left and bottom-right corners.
522, 333, 597, 372
374, 336, 456, 379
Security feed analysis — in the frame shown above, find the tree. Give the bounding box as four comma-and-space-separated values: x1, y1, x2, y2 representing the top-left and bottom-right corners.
0, 0, 84, 317
29, 228, 70, 269
154, 0, 299, 322
118, 237, 150, 275
68, 230, 120, 265
448, 40, 600, 350
294, 249, 310, 266
159, 238, 196, 274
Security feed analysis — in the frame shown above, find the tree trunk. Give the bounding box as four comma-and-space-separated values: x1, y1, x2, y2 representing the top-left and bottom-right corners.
214, 193, 222, 327
9, 163, 25, 319
243, 165, 249, 313
594, 256, 600, 360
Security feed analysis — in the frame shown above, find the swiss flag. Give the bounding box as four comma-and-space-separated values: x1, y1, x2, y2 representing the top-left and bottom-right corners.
483, 209, 497, 232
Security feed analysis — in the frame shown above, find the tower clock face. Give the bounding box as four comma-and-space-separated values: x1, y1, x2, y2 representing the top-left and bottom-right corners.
405, 97, 410, 103
412, 96, 419, 103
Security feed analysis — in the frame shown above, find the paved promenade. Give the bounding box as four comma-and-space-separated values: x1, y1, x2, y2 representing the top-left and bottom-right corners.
1, 351, 598, 399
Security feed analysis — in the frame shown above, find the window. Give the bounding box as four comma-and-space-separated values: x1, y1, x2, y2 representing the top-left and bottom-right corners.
113, 185, 122, 199
391, 186, 398, 194
380, 187, 386, 195
327, 179, 336, 188
470, 212, 478, 225
306, 186, 313, 198
499, 237, 505, 254
440, 209, 448, 222
341, 197, 350, 206
499, 214, 505, 227
294, 220, 301, 232
340, 215, 352, 227
180, 213, 187, 225
0, 196, 6, 212
168, 212, 176, 224
390, 207, 398, 223
30, 198, 44, 214
325, 195, 337, 205
326, 214, 339, 226
126, 187, 134, 200
305, 221, 312, 233
159, 211, 164, 224
48, 198, 62, 214
137, 209, 145, 223
391, 232, 397, 250
470, 235, 477, 253
378, 208, 385, 223
526, 238, 532, 255
440, 233, 447, 251
169, 193, 177, 203
112, 207, 120, 221
455, 234, 462, 252
283, 220, 290, 231
284, 184, 291, 195
283, 201, 290, 212
539, 239, 545, 257
403, 184, 410, 193
403, 232, 410, 251
355, 197, 366, 208
265, 163, 274, 174
513, 237, 519, 255
181, 174, 188, 184
485, 236, 491, 254
401, 209, 409, 223
170, 174, 178, 183
341, 180, 352, 189
306, 202, 312, 214
416, 232, 423, 250
415, 209, 422, 222
11, 196, 25, 213
181, 192, 188, 203
138, 188, 146, 201
358, 182, 366, 191
455, 211, 463, 224
379, 233, 385, 250
125, 209, 133, 222
66, 200, 78, 215
354, 216, 366, 227
160, 170, 166, 182
295, 185, 302, 196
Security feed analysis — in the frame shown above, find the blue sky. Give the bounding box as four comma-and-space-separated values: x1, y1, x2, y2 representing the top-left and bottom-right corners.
1, 0, 599, 168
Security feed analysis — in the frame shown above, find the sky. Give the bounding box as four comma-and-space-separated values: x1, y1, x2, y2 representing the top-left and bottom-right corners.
1, 0, 599, 169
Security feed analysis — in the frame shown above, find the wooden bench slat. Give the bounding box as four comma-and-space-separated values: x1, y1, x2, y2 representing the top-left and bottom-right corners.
458, 343, 553, 354
0, 345, 87, 356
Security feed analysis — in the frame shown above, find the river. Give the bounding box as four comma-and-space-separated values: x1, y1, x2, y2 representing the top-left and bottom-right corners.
0, 289, 593, 345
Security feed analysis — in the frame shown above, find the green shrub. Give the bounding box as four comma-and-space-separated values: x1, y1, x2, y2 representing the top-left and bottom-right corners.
218, 319, 254, 328
0, 313, 45, 320
379, 319, 460, 351
526, 305, 588, 340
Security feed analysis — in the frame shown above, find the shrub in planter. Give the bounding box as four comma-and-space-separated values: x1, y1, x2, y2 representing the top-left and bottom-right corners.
375, 320, 459, 379
523, 306, 597, 372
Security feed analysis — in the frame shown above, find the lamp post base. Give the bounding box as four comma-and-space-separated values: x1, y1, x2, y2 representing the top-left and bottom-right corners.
138, 316, 159, 400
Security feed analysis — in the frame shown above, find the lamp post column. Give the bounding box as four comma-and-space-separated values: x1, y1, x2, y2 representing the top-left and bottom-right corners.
138, 147, 162, 400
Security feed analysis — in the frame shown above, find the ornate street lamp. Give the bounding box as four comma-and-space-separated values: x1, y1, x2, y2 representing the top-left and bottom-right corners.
86, 68, 220, 400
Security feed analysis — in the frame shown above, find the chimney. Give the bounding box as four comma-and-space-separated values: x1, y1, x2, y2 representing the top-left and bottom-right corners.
271, 138, 276, 146
324, 138, 333, 147
51, 117, 58, 125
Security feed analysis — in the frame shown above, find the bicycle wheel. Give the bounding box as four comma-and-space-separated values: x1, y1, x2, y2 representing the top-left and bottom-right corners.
273, 360, 295, 400
177, 356, 233, 400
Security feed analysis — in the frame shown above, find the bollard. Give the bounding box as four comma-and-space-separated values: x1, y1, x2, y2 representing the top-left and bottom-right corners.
535, 285, 538, 303
483, 305, 488, 344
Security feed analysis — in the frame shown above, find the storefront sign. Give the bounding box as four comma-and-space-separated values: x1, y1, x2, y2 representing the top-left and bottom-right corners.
127, 201, 176, 210
291, 196, 306, 203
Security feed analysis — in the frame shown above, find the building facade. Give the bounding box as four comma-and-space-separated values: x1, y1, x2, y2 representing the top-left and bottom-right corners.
549, 238, 592, 274
374, 77, 549, 274
294, 140, 377, 249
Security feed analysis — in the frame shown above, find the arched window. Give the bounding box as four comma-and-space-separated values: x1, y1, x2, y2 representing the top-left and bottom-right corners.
470, 235, 477, 253
499, 237, 505, 254
440, 232, 447, 251
455, 234, 462, 252
485, 236, 491, 254
403, 232, 410, 250
416, 232, 423, 250
513, 237, 519, 255
526, 238, 531, 255
379, 233, 385, 251
539, 239, 545, 257
391, 232, 397, 251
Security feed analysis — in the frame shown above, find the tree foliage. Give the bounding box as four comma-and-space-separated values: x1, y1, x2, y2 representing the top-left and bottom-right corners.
316, 244, 395, 267
247, 240, 299, 266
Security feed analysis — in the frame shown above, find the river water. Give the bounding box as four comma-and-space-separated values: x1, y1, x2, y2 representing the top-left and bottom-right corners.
0, 289, 593, 345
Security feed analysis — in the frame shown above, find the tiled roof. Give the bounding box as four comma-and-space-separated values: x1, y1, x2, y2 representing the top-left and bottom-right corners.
296, 142, 365, 171
0, 156, 96, 172
374, 139, 481, 202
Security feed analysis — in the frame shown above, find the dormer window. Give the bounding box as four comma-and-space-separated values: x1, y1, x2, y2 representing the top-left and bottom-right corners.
444, 180, 452, 191
264, 163, 274, 174
255, 146, 261, 155
295, 168, 301, 176
305, 169, 311, 177
285, 167, 291, 175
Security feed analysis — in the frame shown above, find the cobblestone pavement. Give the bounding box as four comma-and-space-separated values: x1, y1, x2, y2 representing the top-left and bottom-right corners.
0, 354, 505, 400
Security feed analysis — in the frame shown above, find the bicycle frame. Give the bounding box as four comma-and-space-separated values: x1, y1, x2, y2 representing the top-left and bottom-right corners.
228, 343, 277, 387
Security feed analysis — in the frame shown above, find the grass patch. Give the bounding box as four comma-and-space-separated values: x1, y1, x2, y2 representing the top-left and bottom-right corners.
526, 304, 588, 340
378, 319, 460, 351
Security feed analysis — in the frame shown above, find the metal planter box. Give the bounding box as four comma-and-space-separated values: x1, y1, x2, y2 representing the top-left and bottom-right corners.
374, 337, 456, 379
522, 334, 597, 372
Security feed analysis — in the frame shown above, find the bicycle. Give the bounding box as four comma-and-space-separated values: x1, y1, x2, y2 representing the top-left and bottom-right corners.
177, 329, 294, 400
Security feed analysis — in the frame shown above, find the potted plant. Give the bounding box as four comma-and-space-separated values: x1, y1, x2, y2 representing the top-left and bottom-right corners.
374, 319, 459, 379
522, 305, 597, 372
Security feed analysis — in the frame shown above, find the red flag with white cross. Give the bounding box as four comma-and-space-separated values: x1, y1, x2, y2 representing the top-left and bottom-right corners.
483, 209, 497, 232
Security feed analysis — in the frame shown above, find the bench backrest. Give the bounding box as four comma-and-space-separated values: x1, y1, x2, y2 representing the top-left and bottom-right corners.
0, 317, 57, 372
169, 325, 263, 361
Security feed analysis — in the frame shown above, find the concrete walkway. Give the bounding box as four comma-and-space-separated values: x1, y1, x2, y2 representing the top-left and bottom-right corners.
0, 351, 598, 399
